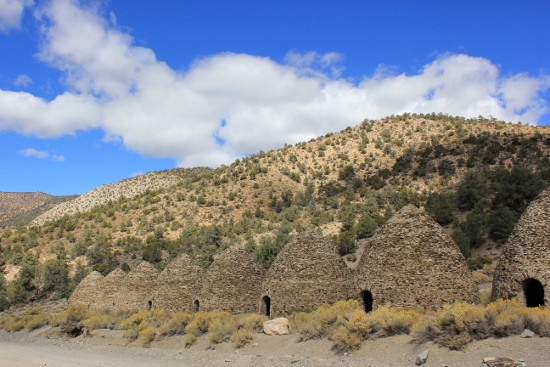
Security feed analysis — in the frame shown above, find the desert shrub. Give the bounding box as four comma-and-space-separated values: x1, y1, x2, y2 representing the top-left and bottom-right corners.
334, 231, 357, 256
355, 214, 377, 239
291, 300, 420, 353
0, 315, 9, 329
492, 305, 550, 337
330, 325, 362, 353
363, 305, 420, 336
49, 304, 90, 336
235, 313, 266, 331
119, 310, 172, 342
1, 316, 26, 332
181, 310, 238, 346
412, 300, 550, 350
82, 313, 120, 330
493, 311, 525, 336
157, 312, 192, 337
123, 327, 139, 342
63, 304, 91, 322
183, 332, 196, 347
24, 313, 48, 330
119, 310, 172, 330
231, 328, 254, 348
291, 301, 359, 341
413, 302, 488, 349
184, 311, 212, 337
208, 312, 235, 344
138, 326, 156, 347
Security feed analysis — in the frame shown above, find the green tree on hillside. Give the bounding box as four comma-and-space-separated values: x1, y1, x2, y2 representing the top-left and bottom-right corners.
41, 259, 70, 298
7, 254, 38, 305
0, 274, 9, 311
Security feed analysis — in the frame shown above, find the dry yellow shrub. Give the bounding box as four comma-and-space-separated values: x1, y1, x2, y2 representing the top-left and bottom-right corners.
208, 314, 235, 344
157, 312, 192, 337
184, 311, 212, 336
138, 326, 156, 347
183, 332, 196, 347
82, 313, 120, 330
231, 328, 254, 348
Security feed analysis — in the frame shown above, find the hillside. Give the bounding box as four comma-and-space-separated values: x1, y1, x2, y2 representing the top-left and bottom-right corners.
0, 192, 76, 228
0, 113, 548, 307
30, 167, 211, 226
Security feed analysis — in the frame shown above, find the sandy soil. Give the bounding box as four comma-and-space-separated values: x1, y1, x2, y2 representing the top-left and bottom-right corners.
0, 327, 548, 367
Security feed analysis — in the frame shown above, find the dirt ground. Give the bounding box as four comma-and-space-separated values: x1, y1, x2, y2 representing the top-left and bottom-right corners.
0, 326, 548, 367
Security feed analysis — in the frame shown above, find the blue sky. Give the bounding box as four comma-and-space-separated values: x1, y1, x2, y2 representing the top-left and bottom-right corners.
0, 0, 549, 195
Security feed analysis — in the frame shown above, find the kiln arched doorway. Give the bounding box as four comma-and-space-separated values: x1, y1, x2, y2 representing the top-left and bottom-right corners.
360, 290, 373, 313
193, 299, 200, 312
523, 278, 545, 307
261, 296, 271, 317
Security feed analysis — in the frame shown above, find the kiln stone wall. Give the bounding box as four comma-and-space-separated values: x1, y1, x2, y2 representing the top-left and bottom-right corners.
114, 262, 159, 312
93, 268, 127, 312
151, 254, 205, 312
200, 246, 266, 313
492, 186, 550, 305
356, 205, 479, 309
262, 231, 354, 316
68, 271, 104, 309
70, 207, 485, 314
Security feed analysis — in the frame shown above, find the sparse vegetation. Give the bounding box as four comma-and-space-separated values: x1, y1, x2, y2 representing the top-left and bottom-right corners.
1, 299, 546, 354
0, 114, 548, 309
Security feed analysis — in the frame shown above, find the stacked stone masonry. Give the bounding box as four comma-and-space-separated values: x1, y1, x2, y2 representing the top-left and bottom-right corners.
262, 230, 354, 316
69, 271, 104, 309
151, 254, 205, 312
95, 268, 127, 311
356, 205, 479, 310
71, 197, 548, 314
201, 246, 266, 313
492, 186, 550, 306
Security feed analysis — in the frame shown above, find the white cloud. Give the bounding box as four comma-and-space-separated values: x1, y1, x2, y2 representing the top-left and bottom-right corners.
0, 0, 33, 32
285, 50, 344, 78
1, 0, 549, 169
18, 147, 49, 159
0, 90, 101, 137
13, 74, 33, 87
17, 147, 65, 161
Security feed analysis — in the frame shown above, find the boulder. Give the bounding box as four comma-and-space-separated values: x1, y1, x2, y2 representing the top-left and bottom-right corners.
263, 317, 291, 335
415, 350, 429, 365
520, 329, 535, 338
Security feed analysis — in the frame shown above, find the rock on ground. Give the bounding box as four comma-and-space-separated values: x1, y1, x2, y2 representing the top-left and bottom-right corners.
263, 318, 291, 336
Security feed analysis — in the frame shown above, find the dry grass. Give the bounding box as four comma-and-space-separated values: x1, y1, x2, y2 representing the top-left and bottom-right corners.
119, 310, 172, 342
157, 312, 192, 337
290, 300, 420, 353
1, 310, 52, 333
138, 326, 156, 347
81, 313, 121, 330
231, 328, 255, 348
49, 304, 90, 335
412, 300, 550, 350
0, 299, 547, 353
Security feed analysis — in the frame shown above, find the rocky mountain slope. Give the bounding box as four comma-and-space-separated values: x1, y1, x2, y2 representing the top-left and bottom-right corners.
30, 167, 210, 226
0, 192, 77, 227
